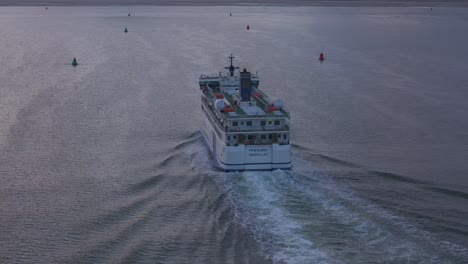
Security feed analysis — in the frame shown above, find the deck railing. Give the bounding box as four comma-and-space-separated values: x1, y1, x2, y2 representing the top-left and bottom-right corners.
227, 125, 289, 132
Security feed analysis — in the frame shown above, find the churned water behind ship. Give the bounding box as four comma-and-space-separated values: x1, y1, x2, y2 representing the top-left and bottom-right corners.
1, 6, 467, 264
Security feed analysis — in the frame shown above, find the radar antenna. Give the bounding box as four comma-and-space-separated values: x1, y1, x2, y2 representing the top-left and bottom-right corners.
225, 54, 239, 77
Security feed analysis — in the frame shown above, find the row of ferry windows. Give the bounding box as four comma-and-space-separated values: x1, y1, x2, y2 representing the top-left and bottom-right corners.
227, 134, 288, 140
232, 120, 280, 126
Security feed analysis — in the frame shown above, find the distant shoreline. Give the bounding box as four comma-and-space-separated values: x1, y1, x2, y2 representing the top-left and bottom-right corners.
1, 1, 468, 7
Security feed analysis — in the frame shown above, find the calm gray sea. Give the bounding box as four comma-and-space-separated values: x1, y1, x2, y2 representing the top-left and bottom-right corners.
1, 6, 467, 264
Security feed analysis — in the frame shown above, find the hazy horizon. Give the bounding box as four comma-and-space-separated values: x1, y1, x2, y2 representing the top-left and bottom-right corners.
1, 0, 468, 7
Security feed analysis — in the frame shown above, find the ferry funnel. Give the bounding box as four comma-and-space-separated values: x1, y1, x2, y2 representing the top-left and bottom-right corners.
240, 68, 252, 101
72, 57, 78, 67
319, 53, 325, 61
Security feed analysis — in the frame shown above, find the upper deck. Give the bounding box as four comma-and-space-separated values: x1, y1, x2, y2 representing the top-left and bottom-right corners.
199, 55, 289, 122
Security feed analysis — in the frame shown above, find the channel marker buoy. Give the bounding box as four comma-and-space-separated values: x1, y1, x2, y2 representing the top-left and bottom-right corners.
128, 13, 131, 16
230, 12, 232, 16
72, 57, 78, 67
124, 27, 128, 33
246, 25, 250, 30
319, 53, 325, 61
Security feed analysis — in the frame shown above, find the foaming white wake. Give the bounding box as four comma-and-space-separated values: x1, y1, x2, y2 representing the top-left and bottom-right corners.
220, 157, 468, 263
189, 144, 468, 263
223, 170, 337, 264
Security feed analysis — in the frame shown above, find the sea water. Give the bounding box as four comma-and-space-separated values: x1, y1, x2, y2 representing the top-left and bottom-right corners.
1, 6, 467, 263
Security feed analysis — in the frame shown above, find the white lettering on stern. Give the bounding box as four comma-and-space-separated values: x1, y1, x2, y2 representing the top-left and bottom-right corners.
247, 147, 269, 156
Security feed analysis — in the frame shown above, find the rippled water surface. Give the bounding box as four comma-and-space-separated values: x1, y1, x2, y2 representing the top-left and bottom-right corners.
1, 6, 468, 263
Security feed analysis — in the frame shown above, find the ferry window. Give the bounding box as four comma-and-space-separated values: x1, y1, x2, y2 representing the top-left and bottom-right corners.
241, 122, 244, 125
227, 136, 231, 140
268, 121, 272, 125
260, 121, 266, 126
233, 136, 236, 139
247, 135, 254, 140
247, 121, 252, 126
261, 135, 266, 140
268, 134, 272, 139
233, 121, 238, 126
274, 120, 280, 126
284, 134, 287, 139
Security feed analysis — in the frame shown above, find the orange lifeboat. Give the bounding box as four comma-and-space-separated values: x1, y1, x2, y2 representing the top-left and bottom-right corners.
224, 106, 235, 112
253, 92, 263, 99
268, 106, 280, 112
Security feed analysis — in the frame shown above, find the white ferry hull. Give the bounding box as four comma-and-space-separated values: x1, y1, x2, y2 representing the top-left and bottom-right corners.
201, 114, 291, 171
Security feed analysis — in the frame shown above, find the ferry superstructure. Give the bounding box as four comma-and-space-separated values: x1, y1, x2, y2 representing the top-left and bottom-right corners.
199, 55, 291, 171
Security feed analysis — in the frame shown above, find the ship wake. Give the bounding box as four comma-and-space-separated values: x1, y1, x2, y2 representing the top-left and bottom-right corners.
131, 133, 468, 263
216, 157, 468, 264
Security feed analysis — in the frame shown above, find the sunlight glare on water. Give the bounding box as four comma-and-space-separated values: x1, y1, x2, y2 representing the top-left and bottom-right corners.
1, 5, 467, 263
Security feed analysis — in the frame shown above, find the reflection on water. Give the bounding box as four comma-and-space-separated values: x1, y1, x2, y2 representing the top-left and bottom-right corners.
1, 6, 467, 263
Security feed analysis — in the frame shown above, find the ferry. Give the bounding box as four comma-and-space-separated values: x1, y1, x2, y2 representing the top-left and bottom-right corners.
199, 55, 291, 171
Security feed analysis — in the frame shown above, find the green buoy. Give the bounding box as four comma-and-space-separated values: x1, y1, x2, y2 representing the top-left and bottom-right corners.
72, 57, 78, 67
124, 27, 128, 33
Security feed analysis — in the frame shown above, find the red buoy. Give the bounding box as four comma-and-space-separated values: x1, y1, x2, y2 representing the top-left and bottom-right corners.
246, 25, 250, 30
319, 53, 325, 61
